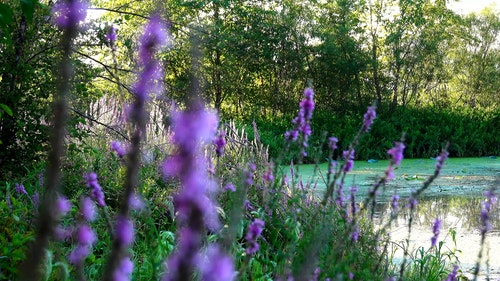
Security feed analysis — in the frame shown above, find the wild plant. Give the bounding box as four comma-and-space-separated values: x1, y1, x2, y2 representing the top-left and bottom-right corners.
3, 1, 498, 281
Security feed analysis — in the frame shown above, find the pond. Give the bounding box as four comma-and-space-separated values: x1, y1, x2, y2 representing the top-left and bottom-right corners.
280, 157, 499, 280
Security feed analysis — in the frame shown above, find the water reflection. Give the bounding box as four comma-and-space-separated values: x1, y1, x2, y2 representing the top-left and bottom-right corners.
369, 195, 500, 280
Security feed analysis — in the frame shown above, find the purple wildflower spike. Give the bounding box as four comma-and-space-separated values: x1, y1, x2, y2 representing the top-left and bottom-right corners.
106, 25, 117, 45
214, 130, 226, 157
435, 150, 449, 175
113, 257, 134, 281
80, 196, 96, 222
343, 150, 355, 172
407, 196, 418, 210
431, 218, 441, 247
138, 16, 169, 63
285, 88, 315, 155
387, 142, 405, 166
328, 136, 338, 151
391, 194, 400, 214
115, 216, 135, 247
362, 106, 376, 132
56, 195, 72, 217
52, 0, 88, 29
68, 224, 96, 264
84, 172, 106, 207
110, 141, 126, 158
15, 183, 27, 195
245, 219, 265, 255
445, 265, 459, 281
200, 246, 235, 281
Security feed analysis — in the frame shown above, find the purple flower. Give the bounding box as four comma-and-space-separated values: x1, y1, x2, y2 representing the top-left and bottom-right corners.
110, 141, 126, 157
68, 245, 91, 264
244, 200, 254, 211
328, 137, 338, 151
391, 194, 400, 213
407, 196, 418, 210
480, 190, 497, 235
351, 226, 359, 242
445, 265, 459, 281
262, 164, 274, 182
52, 0, 88, 29
84, 172, 106, 206
106, 25, 117, 45
113, 257, 134, 281
15, 183, 27, 195
300, 88, 315, 121
6, 194, 12, 209
56, 196, 72, 217
214, 130, 226, 157
387, 142, 405, 166
32, 191, 40, 208
343, 150, 355, 172
200, 246, 235, 281
224, 183, 235, 192
435, 150, 449, 175
285, 88, 315, 155
80, 196, 97, 222
362, 106, 376, 132
54, 226, 72, 241
348, 272, 354, 280
138, 15, 169, 64
129, 193, 145, 211
386, 166, 395, 180
115, 216, 135, 247
245, 164, 255, 185
245, 219, 265, 255
76, 224, 96, 246
170, 108, 219, 152
431, 218, 441, 247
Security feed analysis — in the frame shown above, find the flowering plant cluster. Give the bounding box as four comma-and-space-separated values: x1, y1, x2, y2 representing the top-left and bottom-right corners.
4, 1, 497, 281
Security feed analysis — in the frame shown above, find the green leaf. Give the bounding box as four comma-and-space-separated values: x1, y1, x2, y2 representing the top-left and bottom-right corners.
0, 104, 13, 116
0, 3, 13, 26
20, 0, 36, 22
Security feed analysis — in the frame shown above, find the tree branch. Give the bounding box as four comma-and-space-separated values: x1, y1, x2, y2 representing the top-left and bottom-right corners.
69, 107, 129, 140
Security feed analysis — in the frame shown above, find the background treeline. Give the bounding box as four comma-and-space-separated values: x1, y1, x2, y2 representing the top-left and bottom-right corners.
1, 0, 499, 174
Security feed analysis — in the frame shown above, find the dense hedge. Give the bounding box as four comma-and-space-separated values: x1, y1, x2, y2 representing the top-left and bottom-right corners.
237, 106, 500, 163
